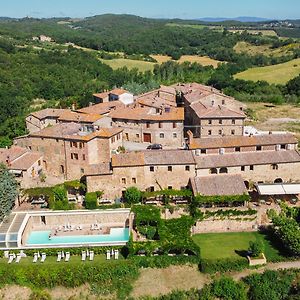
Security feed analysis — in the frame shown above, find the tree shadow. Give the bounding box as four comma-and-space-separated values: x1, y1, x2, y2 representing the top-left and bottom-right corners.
235, 250, 249, 258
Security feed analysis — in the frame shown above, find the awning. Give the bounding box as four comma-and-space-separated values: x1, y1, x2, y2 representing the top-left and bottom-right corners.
257, 184, 300, 195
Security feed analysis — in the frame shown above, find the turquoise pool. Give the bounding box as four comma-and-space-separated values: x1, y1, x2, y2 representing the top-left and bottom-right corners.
26, 228, 130, 246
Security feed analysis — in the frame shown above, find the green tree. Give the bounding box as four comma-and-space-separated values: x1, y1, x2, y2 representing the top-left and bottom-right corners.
248, 240, 264, 258
0, 164, 18, 222
124, 187, 142, 204
85, 192, 98, 209
51, 185, 71, 210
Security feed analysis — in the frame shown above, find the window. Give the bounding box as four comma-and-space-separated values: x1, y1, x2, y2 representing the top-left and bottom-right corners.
219, 167, 228, 174
150, 186, 155, 192
250, 165, 254, 171
159, 122, 162, 129
208, 120, 212, 125
136, 134, 140, 138
60, 165, 65, 174
256, 146, 262, 151
71, 153, 79, 160
173, 122, 177, 128
132, 178, 137, 184
241, 166, 245, 171
209, 168, 218, 174
80, 168, 85, 174
121, 178, 126, 184
168, 186, 172, 190
173, 133, 177, 138
201, 149, 207, 154
79, 143, 83, 149
222, 100, 225, 105
38, 160, 41, 166
232, 119, 236, 125
185, 166, 190, 171
219, 130, 223, 135
280, 144, 286, 150
272, 164, 279, 170
146, 122, 150, 129
82, 154, 86, 161
235, 147, 241, 152
219, 119, 222, 124
159, 133, 165, 139
56, 139, 59, 143
231, 130, 235, 135
208, 130, 212, 135
150, 166, 154, 172
168, 166, 172, 172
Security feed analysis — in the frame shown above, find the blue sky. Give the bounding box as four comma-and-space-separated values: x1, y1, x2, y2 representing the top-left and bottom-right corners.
1, 0, 299, 19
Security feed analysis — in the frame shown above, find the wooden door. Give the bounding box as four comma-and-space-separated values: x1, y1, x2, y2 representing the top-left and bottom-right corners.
143, 133, 151, 143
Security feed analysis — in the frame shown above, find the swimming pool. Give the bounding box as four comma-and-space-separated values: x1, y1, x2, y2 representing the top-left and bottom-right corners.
26, 228, 130, 246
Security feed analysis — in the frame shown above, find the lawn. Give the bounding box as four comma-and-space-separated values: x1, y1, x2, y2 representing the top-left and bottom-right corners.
234, 58, 300, 84
99, 58, 155, 72
192, 232, 284, 261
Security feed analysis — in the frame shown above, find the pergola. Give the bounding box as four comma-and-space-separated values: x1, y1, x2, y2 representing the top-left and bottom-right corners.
256, 183, 300, 195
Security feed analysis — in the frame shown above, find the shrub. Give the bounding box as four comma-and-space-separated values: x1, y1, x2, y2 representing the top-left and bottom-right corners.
29, 290, 51, 300
124, 187, 142, 204
85, 192, 98, 209
248, 240, 264, 258
199, 258, 249, 274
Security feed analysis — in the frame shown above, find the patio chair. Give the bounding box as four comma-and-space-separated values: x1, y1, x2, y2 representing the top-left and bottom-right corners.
81, 251, 86, 261
41, 253, 46, 263
8, 254, 14, 264
114, 250, 119, 260
57, 252, 62, 262
111, 249, 115, 258
65, 252, 70, 262
4, 251, 9, 259
106, 250, 111, 260
79, 225, 83, 230
33, 253, 38, 263
89, 251, 94, 261
15, 254, 22, 263
19, 250, 27, 257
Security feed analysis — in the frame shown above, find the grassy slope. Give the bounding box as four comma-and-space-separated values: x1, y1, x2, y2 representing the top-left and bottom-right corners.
192, 232, 284, 261
234, 58, 300, 84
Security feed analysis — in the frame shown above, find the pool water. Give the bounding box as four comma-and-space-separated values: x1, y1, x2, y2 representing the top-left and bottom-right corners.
26, 228, 130, 246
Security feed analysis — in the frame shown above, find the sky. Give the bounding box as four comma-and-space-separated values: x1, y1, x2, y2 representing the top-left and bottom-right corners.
0, 0, 299, 20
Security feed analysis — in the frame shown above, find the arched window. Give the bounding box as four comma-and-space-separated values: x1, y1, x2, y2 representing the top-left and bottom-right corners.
271, 164, 279, 170
209, 168, 218, 174
274, 178, 283, 184
219, 167, 228, 174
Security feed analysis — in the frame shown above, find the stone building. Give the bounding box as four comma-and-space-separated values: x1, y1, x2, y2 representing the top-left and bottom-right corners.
0, 146, 43, 188
93, 88, 134, 105
14, 123, 123, 181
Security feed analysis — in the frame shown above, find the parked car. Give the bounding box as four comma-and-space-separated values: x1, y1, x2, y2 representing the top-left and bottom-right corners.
147, 143, 163, 150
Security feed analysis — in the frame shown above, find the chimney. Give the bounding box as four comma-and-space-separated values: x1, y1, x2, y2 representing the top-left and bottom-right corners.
187, 130, 194, 144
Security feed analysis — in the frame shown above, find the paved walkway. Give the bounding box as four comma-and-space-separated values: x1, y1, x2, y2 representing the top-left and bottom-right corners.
231, 260, 300, 281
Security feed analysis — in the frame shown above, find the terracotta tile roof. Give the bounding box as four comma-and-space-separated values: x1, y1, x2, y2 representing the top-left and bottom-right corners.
191, 103, 246, 119
85, 163, 112, 176
110, 106, 184, 121
195, 150, 300, 169
190, 134, 298, 149
30, 123, 123, 141
190, 174, 248, 196
110, 88, 129, 96
112, 152, 145, 167
0, 146, 42, 171
137, 97, 177, 109
77, 101, 125, 115
93, 91, 109, 99
58, 111, 103, 123
29, 109, 70, 120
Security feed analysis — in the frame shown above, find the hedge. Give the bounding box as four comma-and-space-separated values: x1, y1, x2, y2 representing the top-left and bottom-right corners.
194, 194, 250, 204
199, 257, 249, 273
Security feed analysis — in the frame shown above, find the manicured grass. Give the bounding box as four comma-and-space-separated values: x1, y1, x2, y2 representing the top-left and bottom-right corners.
234, 58, 300, 84
192, 232, 284, 261
99, 58, 155, 72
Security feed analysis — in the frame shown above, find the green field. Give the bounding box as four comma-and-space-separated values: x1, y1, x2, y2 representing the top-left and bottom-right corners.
99, 58, 155, 72
166, 23, 207, 30
192, 232, 284, 261
234, 58, 300, 84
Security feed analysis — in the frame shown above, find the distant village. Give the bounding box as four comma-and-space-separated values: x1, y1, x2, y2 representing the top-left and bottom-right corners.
1, 82, 299, 203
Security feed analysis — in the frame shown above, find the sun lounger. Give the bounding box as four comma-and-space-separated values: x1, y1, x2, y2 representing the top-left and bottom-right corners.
111, 249, 114, 258
8, 254, 14, 264
79, 225, 83, 230
4, 251, 9, 258
106, 250, 111, 260
65, 252, 70, 262
57, 252, 62, 262
114, 250, 119, 260
81, 251, 86, 261
41, 253, 46, 263
16, 254, 21, 263
33, 253, 38, 263
89, 251, 94, 261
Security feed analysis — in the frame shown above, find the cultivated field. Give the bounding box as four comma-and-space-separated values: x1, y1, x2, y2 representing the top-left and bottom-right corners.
229, 29, 278, 36
178, 55, 222, 68
99, 58, 155, 72
234, 41, 300, 57
234, 58, 300, 84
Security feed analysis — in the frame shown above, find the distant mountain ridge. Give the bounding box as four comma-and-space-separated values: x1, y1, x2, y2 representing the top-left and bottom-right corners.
196, 16, 272, 23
